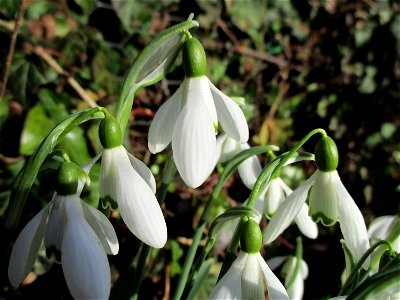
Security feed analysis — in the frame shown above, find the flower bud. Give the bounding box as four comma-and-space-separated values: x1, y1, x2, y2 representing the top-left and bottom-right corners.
240, 218, 262, 254
55, 161, 82, 195
99, 115, 122, 149
182, 37, 207, 78
315, 136, 339, 172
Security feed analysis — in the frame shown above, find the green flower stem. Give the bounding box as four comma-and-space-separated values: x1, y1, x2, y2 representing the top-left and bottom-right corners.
5, 107, 105, 230
130, 158, 176, 300
172, 145, 277, 300
287, 237, 303, 291
219, 128, 327, 280
339, 240, 394, 296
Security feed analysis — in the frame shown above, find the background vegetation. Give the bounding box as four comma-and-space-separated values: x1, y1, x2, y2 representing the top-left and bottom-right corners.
0, 0, 399, 299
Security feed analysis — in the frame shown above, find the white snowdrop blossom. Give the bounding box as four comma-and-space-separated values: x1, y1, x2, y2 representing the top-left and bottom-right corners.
264, 169, 370, 267
258, 178, 318, 240
268, 255, 309, 300
148, 38, 249, 188
209, 251, 290, 300
368, 215, 400, 252
215, 133, 262, 189
8, 194, 118, 300
100, 145, 167, 248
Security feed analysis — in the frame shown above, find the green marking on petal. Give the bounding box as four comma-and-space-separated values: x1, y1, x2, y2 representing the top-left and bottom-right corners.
100, 196, 118, 210
310, 212, 338, 226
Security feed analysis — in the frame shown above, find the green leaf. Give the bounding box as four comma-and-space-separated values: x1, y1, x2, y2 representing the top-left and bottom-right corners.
19, 104, 56, 156
115, 18, 199, 134
187, 258, 215, 300
170, 240, 184, 277
5, 107, 105, 230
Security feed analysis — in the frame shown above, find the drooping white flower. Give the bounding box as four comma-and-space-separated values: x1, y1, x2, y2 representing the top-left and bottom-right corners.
268, 255, 309, 300
368, 215, 400, 252
148, 38, 249, 188
209, 251, 289, 300
99, 115, 167, 248
258, 178, 318, 240
100, 145, 166, 248
264, 170, 370, 267
8, 193, 118, 299
215, 133, 262, 189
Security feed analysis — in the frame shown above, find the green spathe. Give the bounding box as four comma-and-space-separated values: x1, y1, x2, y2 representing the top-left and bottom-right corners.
315, 136, 339, 172
99, 115, 122, 149
55, 161, 82, 195
182, 38, 207, 78
240, 218, 262, 254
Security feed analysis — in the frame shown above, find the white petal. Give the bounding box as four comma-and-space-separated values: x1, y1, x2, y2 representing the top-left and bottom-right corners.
219, 135, 241, 163
209, 251, 247, 300
44, 196, 65, 252
111, 147, 167, 248
253, 196, 265, 223
62, 196, 110, 299
237, 143, 263, 190
336, 178, 370, 268
300, 260, 309, 280
264, 179, 287, 219
242, 253, 265, 299
287, 270, 304, 300
282, 257, 306, 299
368, 215, 396, 241
309, 170, 339, 226
209, 79, 249, 142
294, 203, 319, 239
263, 173, 317, 244
81, 201, 119, 255
148, 85, 182, 153
257, 253, 290, 300
172, 78, 217, 188
214, 134, 228, 168
127, 151, 156, 193
8, 206, 49, 287
99, 148, 119, 201
266, 256, 287, 271
77, 153, 102, 194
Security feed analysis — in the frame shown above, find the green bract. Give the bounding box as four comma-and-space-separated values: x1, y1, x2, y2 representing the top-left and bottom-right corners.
182, 38, 207, 78
55, 161, 82, 195
99, 115, 122, 149
240, 218, 262, 254
315, 136, 339, 172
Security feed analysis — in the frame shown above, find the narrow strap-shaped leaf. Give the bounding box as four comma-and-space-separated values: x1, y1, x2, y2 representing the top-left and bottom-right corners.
187, 258, 214, 300
115, 19, 199, 134
5, 107, 105, 230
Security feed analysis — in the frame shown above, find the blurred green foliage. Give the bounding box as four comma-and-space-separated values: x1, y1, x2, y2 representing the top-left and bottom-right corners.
0, 0, 399, 299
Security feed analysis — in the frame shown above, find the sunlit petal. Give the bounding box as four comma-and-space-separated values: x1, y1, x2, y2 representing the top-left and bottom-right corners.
368, 215, 396, 241
264, 179, 286, 219
99, 148, 119, 202
112, 147, 167, 248
81, 201, 119, 255
219, 134, 241, 163
242, 253, 265, 299
8, 206, 49, 287
62, 196, 110, 299
336, 179, 370, 268
209, 251, 247, 299
294, 203, 319, 239
209, 79, 249, 143
257, 253, 289, 300
263, 172, 317, 244
78, 153, 102, 194
127, 151, 156, 193
172, 78, 217, 188
237, 144, 263, 190
266, 256, 287, 271
148, 85, 182, 153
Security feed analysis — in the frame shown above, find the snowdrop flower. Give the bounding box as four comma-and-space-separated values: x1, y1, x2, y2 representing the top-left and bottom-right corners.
368, 215, 400, 252
215, 133, 262, 189
148, 37, 249, 188
8, 161, 118, 299
99, 115, 167, 248
264, 136, 370, 267
268, 255, 309, 299
209, 218, 289, 300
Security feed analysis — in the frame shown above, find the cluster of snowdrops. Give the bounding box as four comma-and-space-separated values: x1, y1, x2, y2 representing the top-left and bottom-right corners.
6, 16, 399, 300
